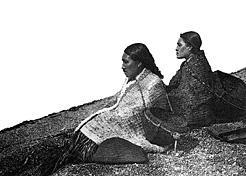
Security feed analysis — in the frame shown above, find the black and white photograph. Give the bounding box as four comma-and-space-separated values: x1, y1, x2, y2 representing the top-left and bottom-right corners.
1, 0, 246, 175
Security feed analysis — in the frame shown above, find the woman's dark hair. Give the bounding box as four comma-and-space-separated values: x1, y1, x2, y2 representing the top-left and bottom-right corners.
180, 31, 202, 53
124, 43, 164, 79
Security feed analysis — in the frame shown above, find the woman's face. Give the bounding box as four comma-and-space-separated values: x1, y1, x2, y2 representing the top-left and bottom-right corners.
122, 53, 142, 81
176, 37, 192, 59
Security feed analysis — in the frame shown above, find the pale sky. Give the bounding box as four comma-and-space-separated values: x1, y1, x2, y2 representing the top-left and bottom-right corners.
0, 0, 246, 130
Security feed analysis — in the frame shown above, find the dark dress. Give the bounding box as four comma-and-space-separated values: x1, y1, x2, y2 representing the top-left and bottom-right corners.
41, 131, 97, 175
167, 50, 215, 127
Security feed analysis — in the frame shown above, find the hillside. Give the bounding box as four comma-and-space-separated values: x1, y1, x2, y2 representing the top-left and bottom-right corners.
0, 68, 246, 176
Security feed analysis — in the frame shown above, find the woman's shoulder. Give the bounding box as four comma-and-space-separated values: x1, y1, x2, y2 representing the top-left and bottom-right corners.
145, 70, 163, 84
188, 51, 210, 66
142, 70, 166, 92
185, 51, 212, 76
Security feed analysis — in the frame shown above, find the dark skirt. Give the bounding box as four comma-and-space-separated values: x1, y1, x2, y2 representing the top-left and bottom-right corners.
42, 131, 98, 176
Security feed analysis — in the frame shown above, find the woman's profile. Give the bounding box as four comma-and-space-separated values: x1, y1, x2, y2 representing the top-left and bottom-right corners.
167, 31, 246, 127
167, 31, 215, 127
47, 43, 173, 175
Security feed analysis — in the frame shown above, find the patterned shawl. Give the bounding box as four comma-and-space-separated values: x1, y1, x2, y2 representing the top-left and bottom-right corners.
167, 51, 215, 126
76, 68, 170, 152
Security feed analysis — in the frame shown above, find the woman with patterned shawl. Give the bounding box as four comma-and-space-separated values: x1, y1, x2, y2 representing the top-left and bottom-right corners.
166, 31, 246, 129
166, 31, 215, 127
48, 43, 172, 175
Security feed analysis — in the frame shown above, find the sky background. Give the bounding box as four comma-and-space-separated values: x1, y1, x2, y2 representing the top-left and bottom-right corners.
0, 0, 246, 130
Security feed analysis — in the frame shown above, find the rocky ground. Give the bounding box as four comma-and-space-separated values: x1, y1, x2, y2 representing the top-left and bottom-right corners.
1, 68, 246, 176
51, 122, 246, 176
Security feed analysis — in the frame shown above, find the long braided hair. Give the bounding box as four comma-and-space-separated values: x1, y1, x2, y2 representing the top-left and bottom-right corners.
124, 43, 164, 79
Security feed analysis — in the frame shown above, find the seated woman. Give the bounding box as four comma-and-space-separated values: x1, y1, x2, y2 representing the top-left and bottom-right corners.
49, 43, 173, 174
75, 43, 172, 151
167, 31, 215, 127
167, 31, 246, 127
